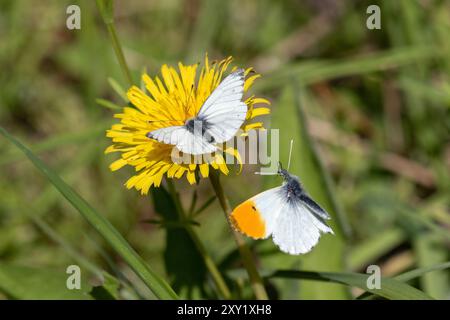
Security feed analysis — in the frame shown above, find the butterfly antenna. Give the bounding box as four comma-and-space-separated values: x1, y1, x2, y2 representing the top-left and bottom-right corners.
287, 139, 294, 171
255, 171, 278, 175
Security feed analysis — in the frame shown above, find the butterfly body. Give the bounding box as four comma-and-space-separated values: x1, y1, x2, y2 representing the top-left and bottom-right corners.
184, 117, 215, 143
279, 169, 303, 201
230, 166, 333, 255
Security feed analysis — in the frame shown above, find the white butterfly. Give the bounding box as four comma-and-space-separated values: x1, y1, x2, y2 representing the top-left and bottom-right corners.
230, 163, 334, 255
146, 69, 247, 155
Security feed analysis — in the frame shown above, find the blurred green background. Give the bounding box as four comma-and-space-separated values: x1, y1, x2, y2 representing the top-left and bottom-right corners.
0, 0, 449, 299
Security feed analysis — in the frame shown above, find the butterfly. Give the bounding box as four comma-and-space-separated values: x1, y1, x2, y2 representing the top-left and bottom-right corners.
146, 69, 247, 155
230, 142, 334, 255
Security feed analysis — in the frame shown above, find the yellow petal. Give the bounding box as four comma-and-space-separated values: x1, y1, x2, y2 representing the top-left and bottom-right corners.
186, 170, 196, 184
223, 147, 243, 173
110, 158, 127, 171
199, 163, 209, 177
174, 166, 186, 178
244, 122, 263, 131
244, 74, 261, 92
161, 64, 175, 93
250, 107, 270, 118
252, 97, 271, 105
214, 154, 229, 175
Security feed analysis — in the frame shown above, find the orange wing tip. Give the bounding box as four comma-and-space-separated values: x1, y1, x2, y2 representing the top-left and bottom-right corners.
230, 200, 266, 239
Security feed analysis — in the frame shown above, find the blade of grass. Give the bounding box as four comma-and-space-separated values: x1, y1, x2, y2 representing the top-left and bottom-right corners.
10, 141, 144, 298
256, 46, 441, 91
395, 261, 450, 282
357, 261, 450, 300
0, 126, 178, 300
96, 0, 133, 86
30, 215, 102, 277
267, 270, 433, 300
0, 121, 111, 166
96, 98, 122, 110
107, 77, 128, 102
413, 233, 449, 299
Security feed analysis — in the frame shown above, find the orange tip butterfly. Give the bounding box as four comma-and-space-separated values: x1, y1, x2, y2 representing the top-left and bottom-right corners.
230, 140, 334, 255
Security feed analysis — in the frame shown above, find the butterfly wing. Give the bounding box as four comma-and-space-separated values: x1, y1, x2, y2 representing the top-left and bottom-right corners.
299, 193, 331, 219
147, 126, 217, 155
230, 186, 286, 239
197, 69, 248, 143
272, 200, 333, 255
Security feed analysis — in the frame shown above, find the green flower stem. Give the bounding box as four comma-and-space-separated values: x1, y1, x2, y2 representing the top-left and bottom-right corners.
96, 0, 134, 86
209, 171, 269, 300
166, 179, 232, 299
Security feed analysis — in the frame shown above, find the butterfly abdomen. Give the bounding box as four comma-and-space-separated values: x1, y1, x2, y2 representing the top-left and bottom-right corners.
185, 118, 215, 143
283, 175, 304, 203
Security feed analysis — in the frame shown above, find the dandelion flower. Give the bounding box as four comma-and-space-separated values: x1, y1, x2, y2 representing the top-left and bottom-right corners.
106, 55, 270, 194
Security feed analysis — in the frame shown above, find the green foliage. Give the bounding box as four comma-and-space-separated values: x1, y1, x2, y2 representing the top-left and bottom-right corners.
90, 272, 121, 300
268, 270, 432, 300
151, 187, 207, 298
0, 0, 449, 300
0, 264, 92, 300
0, 126, 178, 300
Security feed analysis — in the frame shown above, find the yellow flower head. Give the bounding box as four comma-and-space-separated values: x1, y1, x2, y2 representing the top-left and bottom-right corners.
106, 55, 270, 194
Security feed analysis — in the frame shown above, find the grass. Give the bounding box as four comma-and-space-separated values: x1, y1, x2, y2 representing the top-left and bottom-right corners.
0, 0, 449, 300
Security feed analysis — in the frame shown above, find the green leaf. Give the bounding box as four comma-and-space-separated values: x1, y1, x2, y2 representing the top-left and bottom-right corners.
395, 261, 450, 282
90, 272, 121, 300
267, 270, 433, 300
96, 98, 122, 110
266, 85, 350, 299
151, 187, 207, 298
0, 126, 178, 300
0, 264, 92, 300
357, 261, 450, 300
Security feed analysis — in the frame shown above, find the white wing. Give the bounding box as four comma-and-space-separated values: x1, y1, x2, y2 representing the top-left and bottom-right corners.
147, 126, 217, 155
230, 186, 286, 239
272, 201, 333, 255
147, 69, 248, 154
252, 186, 287, 237
197, 69, 247, 143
